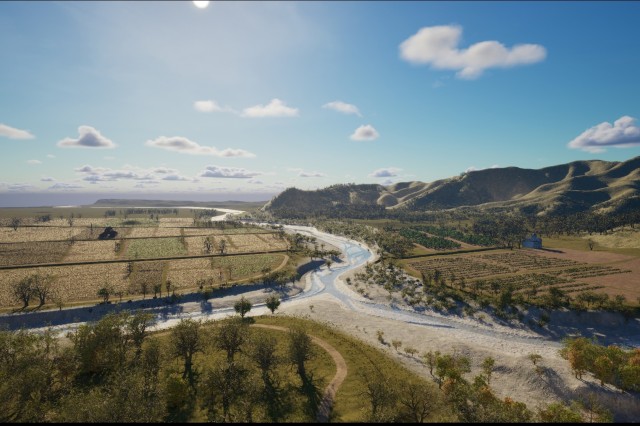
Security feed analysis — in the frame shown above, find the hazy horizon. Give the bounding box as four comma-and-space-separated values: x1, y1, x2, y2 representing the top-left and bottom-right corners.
0, 191, 275, 208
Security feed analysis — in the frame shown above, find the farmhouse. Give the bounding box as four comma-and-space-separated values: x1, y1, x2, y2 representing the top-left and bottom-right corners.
98, 226, 118, 240
522, 233, 542, 249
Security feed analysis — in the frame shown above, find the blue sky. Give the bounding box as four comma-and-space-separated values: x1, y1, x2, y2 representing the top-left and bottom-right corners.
1, 1, 639, 205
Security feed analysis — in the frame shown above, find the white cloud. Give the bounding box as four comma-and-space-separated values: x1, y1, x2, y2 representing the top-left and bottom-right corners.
568, 116, 640, 153
7, 183, 36, 192
248, 179, 264, 185
48, 183, 84, 191
75, 165, 108, 174
465, 164, 501, 173
350, 124, 379, 141
27, 159, 42, 165
146, 136, 255, 157
200, 165, 262, 179
152, 167, 177, 174
40, 177, 56, 182
193, 100, 236, 113
0, 123, 35, 140
46, 154, 56, 159
241, 98, 299, 118
369, 167, 402, 178
322, 101, 362, 117
399, 25, 546, 79
381, 179, 395, 186
57, 125, 116, 148
162, 174, 190, 181
298, 171, 326, 178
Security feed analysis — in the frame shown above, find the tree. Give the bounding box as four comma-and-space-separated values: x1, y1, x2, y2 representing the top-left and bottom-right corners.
288, 327, 315, 382
593, 355, 614, 386
265, 295, 281, 314
234, 296, 252, 318
215, 318, 248, 363
398, 380, 438, 423
248, 333, 285, 421
12, 276, 33, 309
127, 312, 154, 360
391, 339, 402, 352
423, 350, 440, 376
10, 217, 20, 231
481, 357, 496, 385
362, 370, 399, 422
97, 286, 111, 303
537, 402, 583, 422
31, 274, 52, 307
170, 318, 203, 385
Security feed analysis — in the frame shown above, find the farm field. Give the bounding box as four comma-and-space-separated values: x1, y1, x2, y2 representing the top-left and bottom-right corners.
0, 206, 291, 310
401, 247, 638, 303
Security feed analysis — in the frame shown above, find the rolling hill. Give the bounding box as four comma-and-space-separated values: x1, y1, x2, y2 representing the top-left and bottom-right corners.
263, 156, 640, 217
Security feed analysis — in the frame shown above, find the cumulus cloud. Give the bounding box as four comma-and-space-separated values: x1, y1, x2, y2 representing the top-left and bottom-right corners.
369, 167, 402, 178
193, 100, 236, 113
350, 124, 379, 141
465, 164, 501, 173
57, 126, 116, 148
162, 174, 190, 181
75, 165, 108, 174
7, 183, 36, 192
298, 171, 326, 178
241, 98, 299, 118
399, 25, 546, 79
322, 101, 362, 117
40, 177, 55, 182
27, 159, 42, 165
0, 123, 35, 140
568, 116, 640, 153
146, 136, 255, 158
199, 165, 262, 179
48, 183, 83, 191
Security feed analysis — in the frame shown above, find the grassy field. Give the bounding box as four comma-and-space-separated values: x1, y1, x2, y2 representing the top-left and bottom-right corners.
181, 315, 449, 422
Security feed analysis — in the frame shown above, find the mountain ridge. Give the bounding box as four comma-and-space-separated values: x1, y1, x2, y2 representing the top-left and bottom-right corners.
263, 156, 640, 217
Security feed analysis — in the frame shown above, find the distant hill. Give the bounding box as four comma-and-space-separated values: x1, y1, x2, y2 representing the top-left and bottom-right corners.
93, 199, 266, 210
263, 156, 640, 217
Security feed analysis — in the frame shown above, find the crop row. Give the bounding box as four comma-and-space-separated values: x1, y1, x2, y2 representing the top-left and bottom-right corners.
410, 225, 496, 246
409, 256, 513, 280
558, 265, 631, 279
479, 251, 580, 270
399, 228, 461, 250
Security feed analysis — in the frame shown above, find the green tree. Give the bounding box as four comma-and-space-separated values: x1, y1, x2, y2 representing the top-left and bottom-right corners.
288, 327, 315, 382
481, 357, 496, 385
265, 295, 281, 314
215, 318, 248, 363
234, 296, 252, 318
170, 318, 203, 385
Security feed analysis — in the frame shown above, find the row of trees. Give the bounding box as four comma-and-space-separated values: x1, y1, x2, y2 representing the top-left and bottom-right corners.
560, 337, 640, 391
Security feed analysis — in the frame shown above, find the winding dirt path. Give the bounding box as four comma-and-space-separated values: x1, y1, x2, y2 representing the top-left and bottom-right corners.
251, 324, 348, 422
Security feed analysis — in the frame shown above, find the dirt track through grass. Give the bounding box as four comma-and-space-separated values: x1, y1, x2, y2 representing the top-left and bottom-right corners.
251, 323, 348, 423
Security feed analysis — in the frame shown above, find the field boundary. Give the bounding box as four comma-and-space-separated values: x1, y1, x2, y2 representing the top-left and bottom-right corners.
402, 245, 504, 259
0, 249, 289, 270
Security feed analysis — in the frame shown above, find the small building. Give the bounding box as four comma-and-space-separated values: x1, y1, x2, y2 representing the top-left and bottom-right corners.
522, 233, 542, 249
98, 226, 118, 240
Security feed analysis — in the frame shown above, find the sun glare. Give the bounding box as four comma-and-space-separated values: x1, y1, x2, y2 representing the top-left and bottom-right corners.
193, 1, 210, 9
